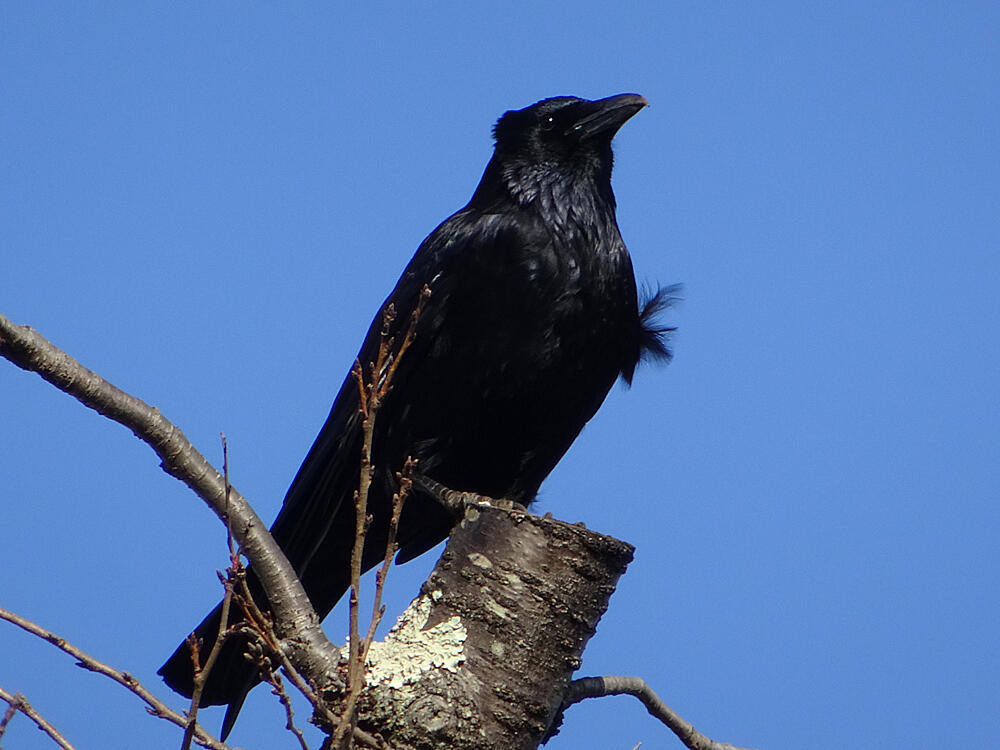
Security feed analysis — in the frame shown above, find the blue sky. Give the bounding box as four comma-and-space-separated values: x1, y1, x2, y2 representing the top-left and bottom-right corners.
2, 3, 997, 748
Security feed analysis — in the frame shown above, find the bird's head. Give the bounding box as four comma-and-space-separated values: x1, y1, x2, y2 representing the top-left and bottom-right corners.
481, 94, 648, 207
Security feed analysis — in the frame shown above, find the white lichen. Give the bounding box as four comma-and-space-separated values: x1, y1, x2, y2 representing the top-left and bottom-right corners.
467, 552, 493, 569
356, 594, 467, 689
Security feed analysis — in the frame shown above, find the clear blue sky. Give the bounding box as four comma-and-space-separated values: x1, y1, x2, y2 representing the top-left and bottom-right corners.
2, 3, 997, 749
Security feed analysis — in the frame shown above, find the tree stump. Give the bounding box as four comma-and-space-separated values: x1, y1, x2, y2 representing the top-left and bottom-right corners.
324, 503, 634, 749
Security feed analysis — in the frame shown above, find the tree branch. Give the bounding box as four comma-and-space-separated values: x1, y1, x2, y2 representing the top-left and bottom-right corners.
0, 312, 342, 698
0, 686, 75, 750
561, 676, 757, 750
335, 291, 425, 748
267, 670, 311, 750
182, 436, 239, 750
0, 607, 229, 750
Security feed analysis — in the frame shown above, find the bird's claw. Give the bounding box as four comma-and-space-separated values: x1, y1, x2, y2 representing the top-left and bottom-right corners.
412, 474, 525, 517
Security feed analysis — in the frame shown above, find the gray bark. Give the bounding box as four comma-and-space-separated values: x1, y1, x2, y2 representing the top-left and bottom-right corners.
320, 504, 634, 749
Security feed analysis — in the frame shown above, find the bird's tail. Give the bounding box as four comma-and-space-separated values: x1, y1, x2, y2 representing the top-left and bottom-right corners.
158, 585, 262, 740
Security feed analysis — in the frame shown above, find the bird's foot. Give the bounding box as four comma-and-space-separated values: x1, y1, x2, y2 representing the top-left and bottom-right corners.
412, 474, 528, 518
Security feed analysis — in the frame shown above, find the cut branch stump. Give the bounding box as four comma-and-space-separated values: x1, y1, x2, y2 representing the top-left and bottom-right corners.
321, 504, 634, 750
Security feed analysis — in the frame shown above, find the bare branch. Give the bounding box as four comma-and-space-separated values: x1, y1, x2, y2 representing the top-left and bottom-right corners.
379, 285, 430, 393
0, 698, 17, 740
0, 686, 75, 750
0, 608, 229, 749
181, 436, 240, 750
224, 618, 388, 750
0, 312, 341, 699
361, 459, 413, 666
334, 293, 426, 749
266, 670, 310, 750
562, 676, 757, 750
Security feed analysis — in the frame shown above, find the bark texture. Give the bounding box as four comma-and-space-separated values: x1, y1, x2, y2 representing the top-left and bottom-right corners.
323, 504, 634, 750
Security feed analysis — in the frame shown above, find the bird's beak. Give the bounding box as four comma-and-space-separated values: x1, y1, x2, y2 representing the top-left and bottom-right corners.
567, 93, 648, 141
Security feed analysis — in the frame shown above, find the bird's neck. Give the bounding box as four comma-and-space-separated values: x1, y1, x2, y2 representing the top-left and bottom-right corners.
470, 154, 617, 225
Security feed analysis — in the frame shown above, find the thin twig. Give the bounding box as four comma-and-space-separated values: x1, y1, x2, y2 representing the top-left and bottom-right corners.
360, 460, 413, 666
335, 343, 386, 746
380, 286, 431, 394
562, 676, 757, 750
0, 608, 231, 750
0, 687, 74, 750
0, 697, 17, 742
266, 669, 310, 750
334, 290, 428, 749
181, 435, 240, 750
227, 615, 388, 750
267, 644, 341, 740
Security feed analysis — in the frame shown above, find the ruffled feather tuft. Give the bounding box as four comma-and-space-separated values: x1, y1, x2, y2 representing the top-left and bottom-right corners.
622, 283, 681, 385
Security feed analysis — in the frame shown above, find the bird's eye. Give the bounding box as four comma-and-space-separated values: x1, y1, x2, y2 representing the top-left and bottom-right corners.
539, 115, 556, 131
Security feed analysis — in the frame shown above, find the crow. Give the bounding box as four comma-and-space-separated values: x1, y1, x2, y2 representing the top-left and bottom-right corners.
159, 93, 674, 739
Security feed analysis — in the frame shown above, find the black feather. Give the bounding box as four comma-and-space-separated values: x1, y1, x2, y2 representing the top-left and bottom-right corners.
639, 283, 682, 363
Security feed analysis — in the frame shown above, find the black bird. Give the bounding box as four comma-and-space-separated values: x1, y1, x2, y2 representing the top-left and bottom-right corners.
159, 93, 674, 738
